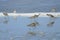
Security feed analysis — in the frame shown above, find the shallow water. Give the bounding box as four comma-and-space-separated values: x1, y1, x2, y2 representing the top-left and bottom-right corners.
0, 16, 60, 40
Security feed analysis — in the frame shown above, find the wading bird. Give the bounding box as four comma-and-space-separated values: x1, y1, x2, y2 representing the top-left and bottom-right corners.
46, 14, 56, 20
51, 8, 56, 12
47, 14, 55, 18
29, 14, 40, 19
3, 12, 8, 16
13, 9, 17, 20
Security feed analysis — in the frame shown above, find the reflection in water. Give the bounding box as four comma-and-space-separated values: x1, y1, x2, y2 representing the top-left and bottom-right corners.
3, 17, 9, 24
0, 14, 60, 40
0, 17, 9, 24
3, 19, 8, 24
24, 31, 46, 40
27, 21, 39, 27
13, 16, 17, 20
24, 31, 37, 40
38, 31, 45, 37
10, 36, 25, 40
47, 21, 55, 27
27, 31, 36, 36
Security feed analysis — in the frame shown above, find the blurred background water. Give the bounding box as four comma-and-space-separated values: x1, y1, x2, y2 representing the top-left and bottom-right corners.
0, 16, 60, 40
0, 0, 60, 40
0, 0, 60, 13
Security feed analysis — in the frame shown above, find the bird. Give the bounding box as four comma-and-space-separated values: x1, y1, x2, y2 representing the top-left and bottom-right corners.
51, 8, 56, 12
27, 21, 39, 27
3, 12, 8, 16
29, 14, 40, 19
46, 14, 57, 20
13, 9, 16, 13
47, 14, 55, 18
13, 9, 17, 20
47, 21, 55, 26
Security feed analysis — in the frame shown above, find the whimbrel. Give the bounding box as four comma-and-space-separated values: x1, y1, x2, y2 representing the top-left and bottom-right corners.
29, 14, 40, 19
47, 14, 57, 20
3, 12, 8, 16
47, 14, 55, 18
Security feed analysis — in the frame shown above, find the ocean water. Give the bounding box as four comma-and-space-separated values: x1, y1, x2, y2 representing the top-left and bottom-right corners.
0, 16, 60, 40
0, 0, 60, 40
0, 0, 60, 12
